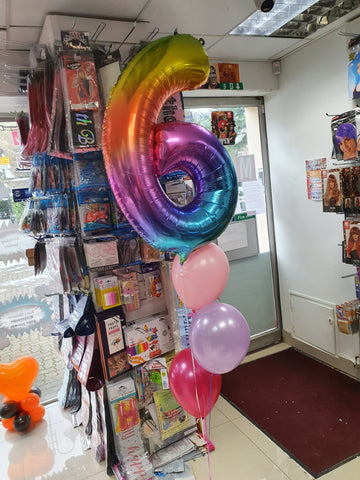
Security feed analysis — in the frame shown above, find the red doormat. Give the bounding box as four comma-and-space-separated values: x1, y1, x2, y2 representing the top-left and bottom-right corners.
221, 347, 360, 477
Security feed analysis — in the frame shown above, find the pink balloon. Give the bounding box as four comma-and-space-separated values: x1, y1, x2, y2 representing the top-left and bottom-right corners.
189, 302, 250, 374
169, 348, 221, 418
171, 243, 229, 311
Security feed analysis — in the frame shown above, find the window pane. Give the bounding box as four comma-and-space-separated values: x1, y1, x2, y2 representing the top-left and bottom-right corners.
185, 107, 269, 253
0, 121, 65, 403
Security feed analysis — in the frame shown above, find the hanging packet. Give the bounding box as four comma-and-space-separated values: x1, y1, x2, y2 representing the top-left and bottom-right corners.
77, 188, 112, 234
46, 155, 62, 194
331, 109, 360, 161
46, 195, 62, 235
73, 151, 109, 189
116, 231, 142, 266
110, 190, 129, 229
29, 153, 44, 194
60, 52, 103, 153
61, 52, 100, 111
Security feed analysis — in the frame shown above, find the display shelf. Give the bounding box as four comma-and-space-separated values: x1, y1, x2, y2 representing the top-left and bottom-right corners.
22, 22, 212, 479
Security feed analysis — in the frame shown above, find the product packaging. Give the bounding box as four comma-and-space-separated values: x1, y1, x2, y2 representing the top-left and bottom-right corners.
124, 315, 174, 366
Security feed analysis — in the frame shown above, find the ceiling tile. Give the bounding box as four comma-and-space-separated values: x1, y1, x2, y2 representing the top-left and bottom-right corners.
10, 0, 147, 27
7, 26, 41, 48
37, 14, 157, 59
206, 35, 304, 61
39, 15, 153, 44
0, 49, 30, 96
137, 0, 256, 37
0, 50, 30, 68
0, 0, 6, 28
155, 32, 224, 50
4, 0, 360, 66
0, 29, 6, 49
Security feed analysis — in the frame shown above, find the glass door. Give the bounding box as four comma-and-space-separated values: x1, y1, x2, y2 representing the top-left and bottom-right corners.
183, 95, 281, 351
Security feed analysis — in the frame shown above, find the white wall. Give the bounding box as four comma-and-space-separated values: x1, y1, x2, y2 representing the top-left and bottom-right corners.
265, 30, 357, 336
0, 97, 28, 115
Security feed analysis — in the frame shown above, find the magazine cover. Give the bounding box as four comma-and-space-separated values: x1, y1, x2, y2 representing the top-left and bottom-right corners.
200, 64, 220, 89
331, 110, 360, 161
218, 63, 240, 83
201, 63, 242, 90
211, 111, 237, 145
306, 158, 327, 201
95, 306, 130, 381
343, 220, 360, 265
348, 39, 360, 100
322, 169, 343, 213
153, 389, 193, 441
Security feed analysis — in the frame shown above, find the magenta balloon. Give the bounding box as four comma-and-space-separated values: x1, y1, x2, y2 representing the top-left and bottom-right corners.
189, 302, 250, 374
171, 243, 229, 311
168, 348, 221, 418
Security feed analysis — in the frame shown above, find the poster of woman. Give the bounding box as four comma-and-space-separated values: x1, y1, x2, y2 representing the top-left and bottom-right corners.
322, 168, 343, 213
343, 220, 360, 265
348, 48, 360, 99
331, 110, 360, 161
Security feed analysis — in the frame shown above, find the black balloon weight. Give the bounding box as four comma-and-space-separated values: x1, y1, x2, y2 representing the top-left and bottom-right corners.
13, 411, 31, 432
0, 401, 20, 419
30, 386, 42, 398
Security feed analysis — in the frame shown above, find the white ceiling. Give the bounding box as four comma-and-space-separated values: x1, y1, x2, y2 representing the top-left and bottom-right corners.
1, 0, 360, 59
1, 0, 360, 96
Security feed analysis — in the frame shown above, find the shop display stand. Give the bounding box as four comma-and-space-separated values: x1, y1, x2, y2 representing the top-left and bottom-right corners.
23, 29, 204, 480
323, 114, 360, 336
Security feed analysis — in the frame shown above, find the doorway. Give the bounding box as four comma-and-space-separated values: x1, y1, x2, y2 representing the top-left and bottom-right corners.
183, 95, 281, 351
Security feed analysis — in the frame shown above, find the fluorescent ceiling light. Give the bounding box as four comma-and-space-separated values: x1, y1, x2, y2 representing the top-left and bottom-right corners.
230, 0, 318, 36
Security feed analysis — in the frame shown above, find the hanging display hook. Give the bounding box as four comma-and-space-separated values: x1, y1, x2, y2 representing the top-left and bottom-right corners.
91, 22, 106, 43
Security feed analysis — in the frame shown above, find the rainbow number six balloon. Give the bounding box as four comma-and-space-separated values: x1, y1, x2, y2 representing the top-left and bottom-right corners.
103, 34, 238, 262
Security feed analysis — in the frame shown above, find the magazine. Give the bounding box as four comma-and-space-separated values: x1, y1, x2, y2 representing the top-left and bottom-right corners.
153, 389, 193, 441
95, 306, 130, 381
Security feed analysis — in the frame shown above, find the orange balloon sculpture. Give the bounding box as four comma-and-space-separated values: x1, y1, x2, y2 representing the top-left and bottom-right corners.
0, 356, 45, 432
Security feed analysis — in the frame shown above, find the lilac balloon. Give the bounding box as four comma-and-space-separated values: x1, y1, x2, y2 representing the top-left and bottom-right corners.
189, 302, 250, 374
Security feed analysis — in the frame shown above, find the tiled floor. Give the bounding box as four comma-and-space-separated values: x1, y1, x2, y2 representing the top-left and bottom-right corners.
1, 343, 359, 480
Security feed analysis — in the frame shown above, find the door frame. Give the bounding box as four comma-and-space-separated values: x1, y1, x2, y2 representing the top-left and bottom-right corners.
183, 94, 282, 352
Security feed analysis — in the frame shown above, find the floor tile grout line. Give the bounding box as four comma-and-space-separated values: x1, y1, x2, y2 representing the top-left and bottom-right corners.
229, 414, 315, 480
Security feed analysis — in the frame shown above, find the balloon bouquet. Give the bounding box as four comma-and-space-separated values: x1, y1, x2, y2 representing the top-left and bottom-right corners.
0, 356, 45, 432
102, 33, 250, 431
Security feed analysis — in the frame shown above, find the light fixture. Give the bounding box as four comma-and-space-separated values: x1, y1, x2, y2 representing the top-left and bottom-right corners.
230, 0, 359, 39
231, 1, 319, 36
254, 0, 275, 13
